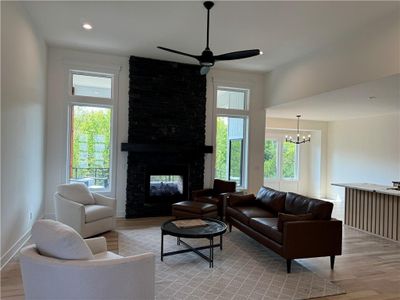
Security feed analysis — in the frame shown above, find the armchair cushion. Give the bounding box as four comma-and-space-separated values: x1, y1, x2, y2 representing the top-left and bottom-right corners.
85, 205, 114, 223
194, 196, 219, 206
93, 251, 123, 260
85, 237, 108, 255
32, 220, 94, 260
57, 183, 95, 205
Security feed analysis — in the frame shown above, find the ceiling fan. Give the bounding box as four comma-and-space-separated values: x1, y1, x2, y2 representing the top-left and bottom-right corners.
158, 1, 263, 75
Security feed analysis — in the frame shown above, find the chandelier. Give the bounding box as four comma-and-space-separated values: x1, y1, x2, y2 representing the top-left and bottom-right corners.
285, 115, 311, 144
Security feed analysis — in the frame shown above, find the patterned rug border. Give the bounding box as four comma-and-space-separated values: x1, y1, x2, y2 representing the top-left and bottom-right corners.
116, 226, 345, 300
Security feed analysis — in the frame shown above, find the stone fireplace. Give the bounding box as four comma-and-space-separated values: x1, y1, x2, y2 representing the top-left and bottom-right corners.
122, 56, 211, 218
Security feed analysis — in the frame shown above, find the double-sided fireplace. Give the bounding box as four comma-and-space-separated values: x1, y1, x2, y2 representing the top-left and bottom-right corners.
123, 56, 210, 218
144, 165, 189, 215
122, 144, 212, 218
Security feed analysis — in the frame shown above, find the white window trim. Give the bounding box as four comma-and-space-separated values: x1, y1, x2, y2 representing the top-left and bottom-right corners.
63, 64, 120, 197
213, 84, 250, 189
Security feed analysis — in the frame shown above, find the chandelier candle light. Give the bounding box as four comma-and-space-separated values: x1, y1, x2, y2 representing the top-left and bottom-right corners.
285, 115, 311, 144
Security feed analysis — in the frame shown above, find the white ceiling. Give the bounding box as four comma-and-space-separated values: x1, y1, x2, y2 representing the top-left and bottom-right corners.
266, 74, 400, 121
23, 1, 397, 72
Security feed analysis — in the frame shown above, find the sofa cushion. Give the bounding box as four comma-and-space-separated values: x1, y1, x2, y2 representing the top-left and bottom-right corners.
57, 183, 95, 205
31, 219, 94, 260
285, 192, 333, 220
213, 179, 236, 194
227, 206, 275, 225
228, 194, 257, 207
256, 186, 286, 215
249, 218, 282, 244
277, 212, 314, 232
85, 205, 114, 223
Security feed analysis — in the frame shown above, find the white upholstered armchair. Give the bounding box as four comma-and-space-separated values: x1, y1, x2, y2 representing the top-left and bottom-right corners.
20, 220, 155, 300
54, 183, 116, 238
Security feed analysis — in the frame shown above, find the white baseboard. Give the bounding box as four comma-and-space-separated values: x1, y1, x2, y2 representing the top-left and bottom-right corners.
1, 214, 45, 270
1, 228, 31, 270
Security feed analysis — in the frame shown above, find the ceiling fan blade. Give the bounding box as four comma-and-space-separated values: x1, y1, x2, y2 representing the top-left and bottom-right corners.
157, 46, 199, 59
214, 49, 262, 61
200, 66, 210, 75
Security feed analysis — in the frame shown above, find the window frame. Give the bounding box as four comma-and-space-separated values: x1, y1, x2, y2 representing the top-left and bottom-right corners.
65, 66, 119, 196
213, 85, 250, 189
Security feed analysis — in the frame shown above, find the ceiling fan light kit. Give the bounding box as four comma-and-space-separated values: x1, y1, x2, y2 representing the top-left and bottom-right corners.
158, 1, 262, 75
285, 115, 311, 145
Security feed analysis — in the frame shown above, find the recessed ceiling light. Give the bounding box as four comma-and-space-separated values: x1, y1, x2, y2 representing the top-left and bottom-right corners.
82, 23, 93, 30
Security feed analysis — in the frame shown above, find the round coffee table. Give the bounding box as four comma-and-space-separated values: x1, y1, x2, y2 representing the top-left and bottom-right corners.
161, 218, 227, 268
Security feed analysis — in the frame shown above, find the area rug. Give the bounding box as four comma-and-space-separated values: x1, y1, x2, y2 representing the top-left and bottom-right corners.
117, 226, 345, 300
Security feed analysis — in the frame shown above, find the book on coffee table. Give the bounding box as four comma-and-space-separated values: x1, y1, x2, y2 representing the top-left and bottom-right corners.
172, 219, 209, 229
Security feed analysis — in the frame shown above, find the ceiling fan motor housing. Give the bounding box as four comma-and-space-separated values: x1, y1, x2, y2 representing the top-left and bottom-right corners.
200, 49, 215, 66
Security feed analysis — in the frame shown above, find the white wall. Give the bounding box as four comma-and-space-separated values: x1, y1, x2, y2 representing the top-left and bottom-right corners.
265, 11, 399, 108
205, 69, 266, 194
1, 1, 47, 266
45, 47, 129, 217
327, 113, 400, 200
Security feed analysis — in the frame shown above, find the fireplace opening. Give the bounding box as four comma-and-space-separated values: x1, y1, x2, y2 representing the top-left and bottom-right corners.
143, 166, 189, 216
149, 175, 183, 199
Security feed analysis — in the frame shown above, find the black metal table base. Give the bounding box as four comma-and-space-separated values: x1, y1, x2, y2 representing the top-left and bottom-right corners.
161, 234, 223, 268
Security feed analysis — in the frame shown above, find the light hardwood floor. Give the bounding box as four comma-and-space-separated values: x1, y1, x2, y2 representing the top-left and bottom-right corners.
1, 213, 399, 299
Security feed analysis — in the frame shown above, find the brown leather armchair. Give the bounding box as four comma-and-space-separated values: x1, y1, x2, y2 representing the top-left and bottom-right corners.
192, 179, 236, 218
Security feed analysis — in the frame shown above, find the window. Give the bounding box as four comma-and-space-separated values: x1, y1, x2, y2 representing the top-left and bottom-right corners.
215, 116, 246, 186
214, 86, 249, 188
282, 142, 297, 179
264, 138, 298, 182
71, 72, 112, 99
67, 69, 117, 193
69, 105, 112, 190
216, 89, 248, 110
264, 139, 278, 179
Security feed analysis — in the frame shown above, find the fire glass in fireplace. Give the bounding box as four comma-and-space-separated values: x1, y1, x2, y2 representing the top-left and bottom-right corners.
149, 175, 183, 200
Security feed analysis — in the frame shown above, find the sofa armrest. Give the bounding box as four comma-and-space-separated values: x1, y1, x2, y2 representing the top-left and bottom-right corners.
85, 237, 107, 254
227, 194, 257, 207
54, 193, 85, 232
192, 188, 213, 199
92, 193, 116, 211
283, 219, 342, 259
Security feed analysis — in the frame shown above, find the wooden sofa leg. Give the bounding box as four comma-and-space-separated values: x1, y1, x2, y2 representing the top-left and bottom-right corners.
286, 259, 291, 273
330, 256, 335, 270
228, 223, 232, 232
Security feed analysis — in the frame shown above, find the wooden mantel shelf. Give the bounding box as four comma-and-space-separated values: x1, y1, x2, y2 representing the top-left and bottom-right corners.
121, 143, 213, 154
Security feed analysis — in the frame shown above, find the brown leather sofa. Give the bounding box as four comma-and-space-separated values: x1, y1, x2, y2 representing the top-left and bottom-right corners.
192, 179, 236, 218
226, 186, 342, 273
